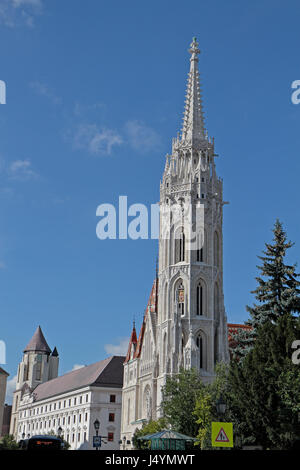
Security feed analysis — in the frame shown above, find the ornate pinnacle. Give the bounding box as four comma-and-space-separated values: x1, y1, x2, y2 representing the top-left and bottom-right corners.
189, 37, 200, 60
180, 37, 205, 145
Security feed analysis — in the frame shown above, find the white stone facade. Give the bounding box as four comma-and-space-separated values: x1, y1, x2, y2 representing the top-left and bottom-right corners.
121, 38, 229, 448
9, 326, 124, 450
16, 385, 122, 450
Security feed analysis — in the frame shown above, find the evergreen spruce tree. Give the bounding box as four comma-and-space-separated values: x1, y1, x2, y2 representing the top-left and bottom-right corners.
231, 220, 300, 360
227, 220, 300, 448
247, 219, 300, 328
229, 314, 300, 449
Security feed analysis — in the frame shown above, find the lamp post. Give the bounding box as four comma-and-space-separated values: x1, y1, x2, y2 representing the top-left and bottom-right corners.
94, 419, 100, 451
216, 395, 226, 418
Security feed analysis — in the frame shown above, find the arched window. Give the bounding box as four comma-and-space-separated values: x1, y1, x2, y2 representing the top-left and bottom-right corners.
196, 231, 204, 262
214, 328, 218, 365
163, 283, 168, 321
214, 282, 219, 320
214, 231, 220, 267
127, 399, 130, 425
162, 333, 167, 372
196, 283, 203, 316
177, 282, 185, 316
196, 334, 204, 370
175, 229, 185, 263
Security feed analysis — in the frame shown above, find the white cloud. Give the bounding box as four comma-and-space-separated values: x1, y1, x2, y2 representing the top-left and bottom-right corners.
30, 81, 62, 105
104, 337, 129, 356
0, 0, 42, 28
12, 0, 41, 7
71, 364, 85, 371
8, 159, 38, 180
125, 120, 161, 153
73, 124, 123, 156
5, 374, 17, 404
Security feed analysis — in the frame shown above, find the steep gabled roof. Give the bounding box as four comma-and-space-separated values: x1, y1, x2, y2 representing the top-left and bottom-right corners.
0, 367, 9, 376
124, 278, 158, 363
31, 356, 125, 402
125, 324, 137, 363
24, 326, 52, 354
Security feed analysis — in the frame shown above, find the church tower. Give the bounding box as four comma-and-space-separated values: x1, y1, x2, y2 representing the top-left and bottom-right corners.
155, 37, 229, 407
9, 326, 59, 438
121, 38, 229, 447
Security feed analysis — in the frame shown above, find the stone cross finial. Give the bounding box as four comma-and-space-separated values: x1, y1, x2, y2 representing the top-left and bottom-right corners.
189, 37, 200, 60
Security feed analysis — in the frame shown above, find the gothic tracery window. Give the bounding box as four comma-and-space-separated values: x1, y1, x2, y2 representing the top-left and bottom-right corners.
196, 334, 204, 370
214, 231, 220, 267
175, 229, 185, 263
177, 282, 185, 316
196, 282, 203, 316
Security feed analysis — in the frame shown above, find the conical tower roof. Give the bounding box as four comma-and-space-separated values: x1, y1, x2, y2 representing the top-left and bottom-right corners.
24, 326, 52, 354
181, 37, 206, 145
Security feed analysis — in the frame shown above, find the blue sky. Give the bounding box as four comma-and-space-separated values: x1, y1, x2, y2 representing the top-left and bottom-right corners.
1, 0, 300, 401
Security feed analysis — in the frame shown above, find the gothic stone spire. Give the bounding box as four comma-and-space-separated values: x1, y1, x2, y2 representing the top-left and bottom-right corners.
181, 37, 205, 146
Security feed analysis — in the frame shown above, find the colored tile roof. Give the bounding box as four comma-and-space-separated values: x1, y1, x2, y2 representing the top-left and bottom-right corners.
31, 356, 125, 402
124, 278, 158, 363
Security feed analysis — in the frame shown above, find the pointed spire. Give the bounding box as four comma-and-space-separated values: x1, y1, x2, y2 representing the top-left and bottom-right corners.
51, 346, 59, 357
24, 326, 51, 354
124, 321, 138, 363
181, 37, 206, 145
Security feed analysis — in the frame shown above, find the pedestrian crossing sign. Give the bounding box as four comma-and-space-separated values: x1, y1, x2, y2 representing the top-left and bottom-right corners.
211, 422, 233, 447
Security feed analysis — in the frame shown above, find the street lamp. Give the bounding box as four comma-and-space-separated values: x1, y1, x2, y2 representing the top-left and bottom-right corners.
216, 395, 226, 416
94, 419, 100, 434
94, 419, 100, 451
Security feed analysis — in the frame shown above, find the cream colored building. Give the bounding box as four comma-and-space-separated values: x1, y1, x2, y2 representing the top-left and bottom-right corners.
10, 326, 124, 450
121, 38, 229, 448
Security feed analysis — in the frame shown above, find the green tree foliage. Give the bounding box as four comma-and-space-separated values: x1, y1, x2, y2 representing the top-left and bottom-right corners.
247, 219, 300, 328
132, 418, 168, 449
193, 389, 212, 449
160, 368, 206, 437
231, 220, 300, 361
0, 434, 19, 450
229, 314, 300, 449
226, 221, 300, 449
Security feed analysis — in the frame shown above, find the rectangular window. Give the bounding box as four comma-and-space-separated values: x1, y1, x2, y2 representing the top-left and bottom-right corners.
110, 395, 116, 403
108, 432, 114, 442
36, 354, 42, 381
109, 413, 115, 422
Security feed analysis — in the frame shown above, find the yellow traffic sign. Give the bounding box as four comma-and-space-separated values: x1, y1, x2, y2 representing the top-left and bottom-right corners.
211, 422, 233, 448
